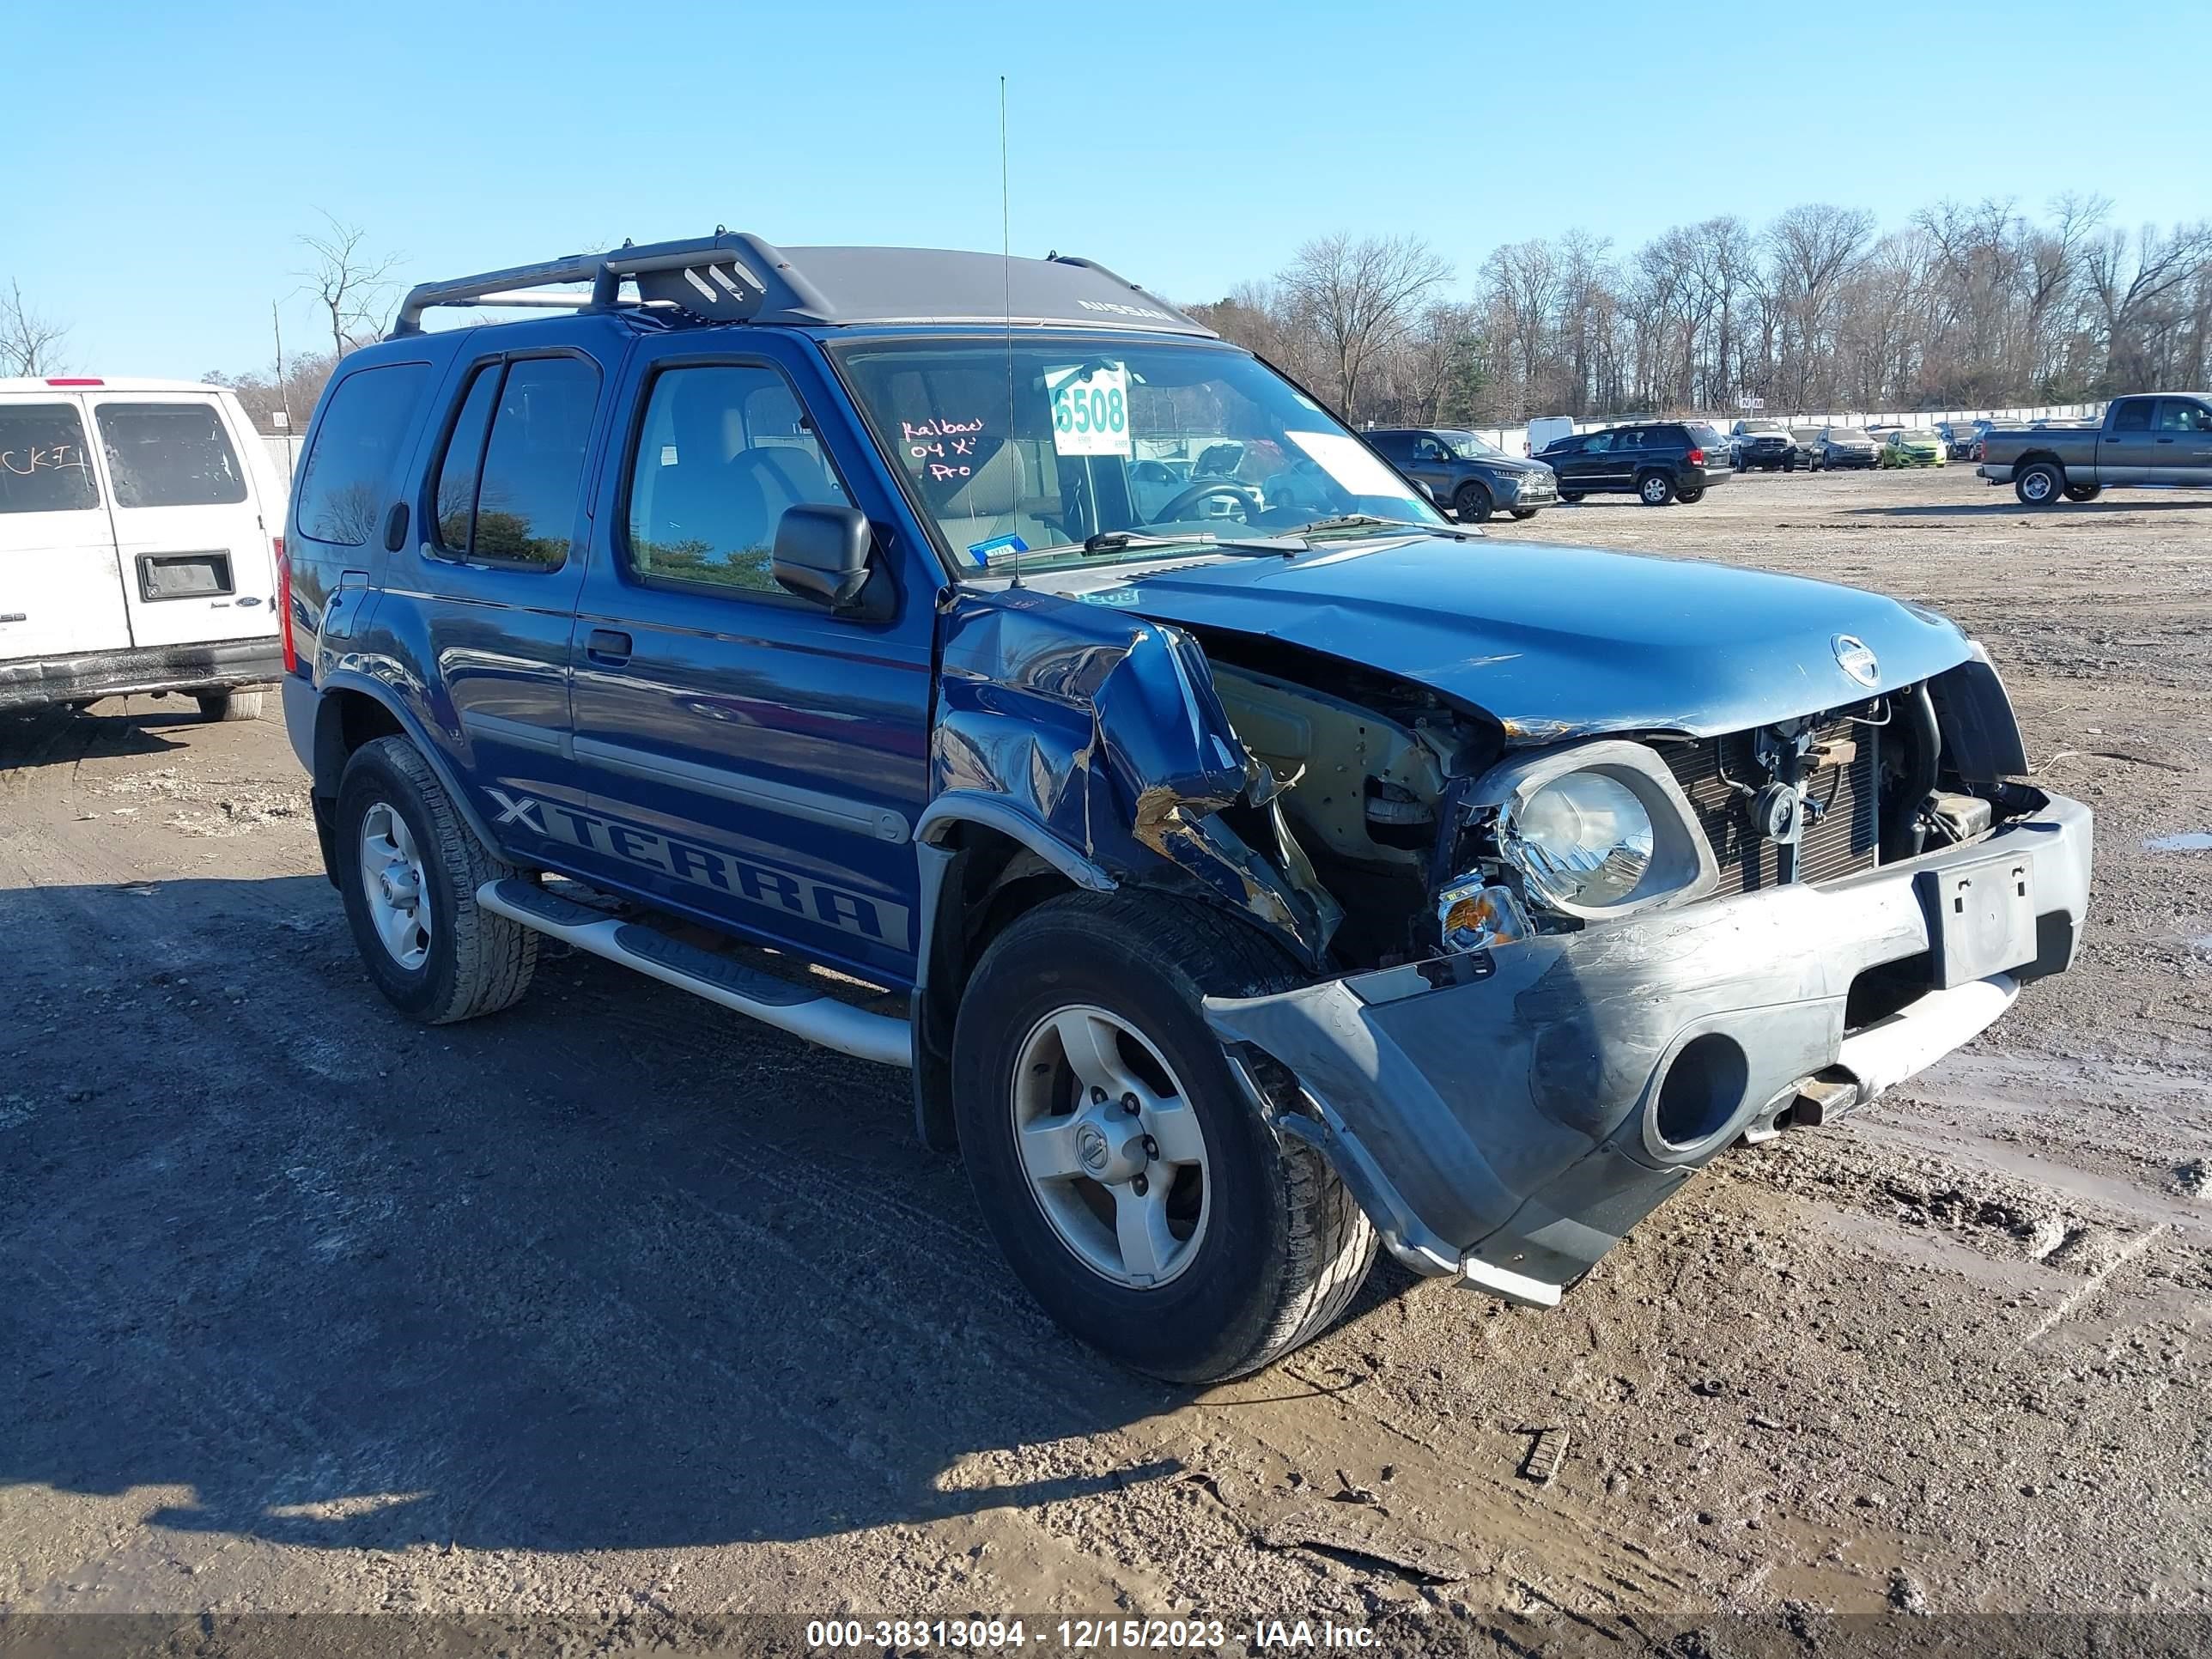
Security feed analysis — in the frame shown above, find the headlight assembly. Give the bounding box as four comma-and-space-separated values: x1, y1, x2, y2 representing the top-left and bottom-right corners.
1462, 739, 1721, 925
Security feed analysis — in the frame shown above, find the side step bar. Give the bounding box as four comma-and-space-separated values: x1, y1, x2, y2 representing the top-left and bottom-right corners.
476, 879, 912, 1068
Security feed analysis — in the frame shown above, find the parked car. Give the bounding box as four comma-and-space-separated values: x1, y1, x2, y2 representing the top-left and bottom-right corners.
1365, 427, 1557, 522
278, 233, 2092, 1383
1729, 417, 1801, 471
1817, 427, 1881, 469
1790, 428, 1827, 471
1, 377, 283, 720
1879, 428, 1948, 468
1535, 420, 1735, 504
1978, 392, 2212, 505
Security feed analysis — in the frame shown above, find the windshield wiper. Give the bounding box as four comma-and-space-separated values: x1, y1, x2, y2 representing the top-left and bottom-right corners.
1285, 514, 1479, 542
1079, 529, 1305, 557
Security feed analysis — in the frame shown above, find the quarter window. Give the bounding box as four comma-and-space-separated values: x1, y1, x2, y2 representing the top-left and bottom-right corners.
295, 363, 432, 546
95, 402, 247, 507
624, 363, 850, 592
432, 356, 601, 568
0, 403, 100, 514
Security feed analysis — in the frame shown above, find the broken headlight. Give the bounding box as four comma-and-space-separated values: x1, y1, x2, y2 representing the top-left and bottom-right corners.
1499, 771, 1654, 908
1461, 739, 1723, 927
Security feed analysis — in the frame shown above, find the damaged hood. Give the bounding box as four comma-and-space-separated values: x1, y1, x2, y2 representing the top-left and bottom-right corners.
1048, 536, 1974, 740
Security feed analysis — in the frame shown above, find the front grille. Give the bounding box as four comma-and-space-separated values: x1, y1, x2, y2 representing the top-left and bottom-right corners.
1660, 718, 1879, 896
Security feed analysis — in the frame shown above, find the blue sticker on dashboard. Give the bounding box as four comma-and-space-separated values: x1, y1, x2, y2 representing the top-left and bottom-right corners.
968, 534, 1029, 562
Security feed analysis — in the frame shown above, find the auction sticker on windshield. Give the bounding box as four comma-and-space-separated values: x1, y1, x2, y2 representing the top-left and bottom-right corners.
1047, 363, 1132, 457
1285, 429, 1409, 498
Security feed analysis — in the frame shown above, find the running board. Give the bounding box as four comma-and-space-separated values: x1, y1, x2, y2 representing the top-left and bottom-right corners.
476, 879, 912, 1068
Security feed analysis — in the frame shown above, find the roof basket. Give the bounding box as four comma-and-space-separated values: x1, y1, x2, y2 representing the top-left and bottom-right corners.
392, 231, 833, 335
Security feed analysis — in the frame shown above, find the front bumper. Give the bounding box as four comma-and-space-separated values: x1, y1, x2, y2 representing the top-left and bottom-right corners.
0, 637, 282, 714
1500, 473, 1557, 506
1205, 792, 2092, 1304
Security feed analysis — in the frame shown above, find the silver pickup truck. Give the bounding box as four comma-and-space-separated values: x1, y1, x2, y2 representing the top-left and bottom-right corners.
1978, 392, 2212, 505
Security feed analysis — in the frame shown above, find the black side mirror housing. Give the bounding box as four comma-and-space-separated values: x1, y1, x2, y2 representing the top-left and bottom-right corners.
772, 503, 879, 612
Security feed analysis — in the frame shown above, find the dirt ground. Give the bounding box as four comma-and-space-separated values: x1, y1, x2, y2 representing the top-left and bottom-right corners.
4, 465, 2209, 1656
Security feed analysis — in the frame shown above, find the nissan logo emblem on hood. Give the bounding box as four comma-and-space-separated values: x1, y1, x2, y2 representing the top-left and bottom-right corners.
1832, 634, 1881, 687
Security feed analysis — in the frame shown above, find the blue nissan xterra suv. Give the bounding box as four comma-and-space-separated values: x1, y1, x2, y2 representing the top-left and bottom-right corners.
280, 233, 2093, 1382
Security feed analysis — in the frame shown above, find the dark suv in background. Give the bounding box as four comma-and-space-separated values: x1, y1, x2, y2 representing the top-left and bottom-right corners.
1537, 421, 1734, 505
1365, 428, 1557, 522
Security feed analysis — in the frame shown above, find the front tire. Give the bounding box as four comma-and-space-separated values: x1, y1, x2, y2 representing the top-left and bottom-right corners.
1508, 507, 1540, 520
334, 736, 538, 1024
2015, 462, 2063, 507
2063, 483, 2102, 502
1558, 489, 1584, 503
1453, 482, 1494, 523
1638, 471, 1675, 506
952, 891, 1377, 1382
1677, 487, 1705, 504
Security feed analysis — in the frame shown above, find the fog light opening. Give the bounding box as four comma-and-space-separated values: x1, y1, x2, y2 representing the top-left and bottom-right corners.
1654, 1034, 1751, 1149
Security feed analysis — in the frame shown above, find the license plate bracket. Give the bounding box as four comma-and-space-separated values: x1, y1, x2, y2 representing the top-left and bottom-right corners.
1916, 852, 2036, 988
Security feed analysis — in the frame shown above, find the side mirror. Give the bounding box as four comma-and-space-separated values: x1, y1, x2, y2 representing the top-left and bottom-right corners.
772, 503, 875, 610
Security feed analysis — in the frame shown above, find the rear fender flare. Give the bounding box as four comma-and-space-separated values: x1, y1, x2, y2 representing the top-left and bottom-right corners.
312, 671, 508, 857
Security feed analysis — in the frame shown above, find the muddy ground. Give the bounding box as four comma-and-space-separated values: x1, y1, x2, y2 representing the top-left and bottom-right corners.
3, 465, 2209, 1656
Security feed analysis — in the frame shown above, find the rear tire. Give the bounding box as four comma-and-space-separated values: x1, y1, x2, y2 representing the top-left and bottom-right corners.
1508, 507, 1540, 520
196, 690, 263, 723
334, 736, 538, 1024
1638, 471, 1675, 506
1677, 488, 1705, 504
1558, 490, 1584, 503
1453, 482, 1494, 523
2015, 462, 2063, 507
952, 890, 1378, 1382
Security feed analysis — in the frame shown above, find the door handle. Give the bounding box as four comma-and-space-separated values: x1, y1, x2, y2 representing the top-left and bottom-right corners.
586, 629, 632, 666
2156, 437, 2176, 444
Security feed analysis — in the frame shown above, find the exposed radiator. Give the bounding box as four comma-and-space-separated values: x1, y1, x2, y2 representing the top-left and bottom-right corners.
1661, 717, 1879, 895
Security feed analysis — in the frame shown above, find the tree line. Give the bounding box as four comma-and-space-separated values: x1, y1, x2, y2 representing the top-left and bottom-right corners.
1185, 196, 2212, 428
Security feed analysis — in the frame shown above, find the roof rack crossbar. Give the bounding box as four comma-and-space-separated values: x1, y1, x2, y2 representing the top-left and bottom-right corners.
393, 232, 822, 334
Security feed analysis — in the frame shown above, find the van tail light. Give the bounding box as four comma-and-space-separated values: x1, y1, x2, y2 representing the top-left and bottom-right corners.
275, 537, 296, 673
1686, 447, 1706, 466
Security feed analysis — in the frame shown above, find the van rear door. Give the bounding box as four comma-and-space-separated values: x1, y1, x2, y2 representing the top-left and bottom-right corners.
0, 393, 133, 663
86, 392, 278, 649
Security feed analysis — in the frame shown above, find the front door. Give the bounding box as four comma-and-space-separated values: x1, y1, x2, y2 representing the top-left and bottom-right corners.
0, 395, 130, 662
85, 393, 277, 649
2154, 397, 2212, 486
565, 338, 937, 988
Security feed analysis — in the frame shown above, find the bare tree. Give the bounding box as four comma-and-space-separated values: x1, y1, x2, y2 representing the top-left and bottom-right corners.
296, 213, 404, 360
1279, 233, 1452, 421
1, 279, 70, 376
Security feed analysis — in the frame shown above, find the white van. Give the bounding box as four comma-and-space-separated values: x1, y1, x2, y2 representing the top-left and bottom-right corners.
1, 378, 284, 720
1524, 415, 1577, 457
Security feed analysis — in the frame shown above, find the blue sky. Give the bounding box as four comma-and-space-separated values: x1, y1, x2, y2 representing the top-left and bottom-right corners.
7, 0, 2209, 379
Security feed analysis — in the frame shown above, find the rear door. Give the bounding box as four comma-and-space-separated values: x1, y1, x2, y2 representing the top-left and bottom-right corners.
0, 393, 131, 663
2154, 398, 2212, 485
86, 392, 276, 648
2098, 397, 2155, 484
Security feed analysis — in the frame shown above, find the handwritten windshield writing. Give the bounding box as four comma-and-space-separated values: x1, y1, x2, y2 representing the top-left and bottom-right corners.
904, 416, 985, 485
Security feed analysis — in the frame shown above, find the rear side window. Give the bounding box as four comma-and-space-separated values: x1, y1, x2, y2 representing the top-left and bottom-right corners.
624, 363, 849, 593
1685, 422, 1723, 448
296, 362, 432, 546
96, 402, 247, 507
431, 356, 601, 568
0, 403, 100, 514
2112, 399, 2153, 433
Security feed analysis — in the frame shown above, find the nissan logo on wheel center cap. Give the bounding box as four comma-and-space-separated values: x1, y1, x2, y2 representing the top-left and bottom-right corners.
1832, 634, 1880, 687
1075, 1123, 1109, 1172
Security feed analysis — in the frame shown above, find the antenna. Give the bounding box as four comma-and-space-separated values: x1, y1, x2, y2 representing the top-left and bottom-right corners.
1000, 74, 1022, 588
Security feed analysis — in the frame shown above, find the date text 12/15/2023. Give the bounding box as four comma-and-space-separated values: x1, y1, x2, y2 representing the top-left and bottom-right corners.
805, 1618, 1380, 1650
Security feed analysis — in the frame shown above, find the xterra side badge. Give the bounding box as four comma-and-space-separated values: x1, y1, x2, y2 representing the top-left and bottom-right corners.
1832, 634, 1880, 687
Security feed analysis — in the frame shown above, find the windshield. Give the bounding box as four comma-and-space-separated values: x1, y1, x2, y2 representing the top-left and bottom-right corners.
1741, 420, 1784, 434
832, 337, 1441, 574
1444, 431, 1504, 460
1832, 428, 1872, 442
1901, 428, 1940, 442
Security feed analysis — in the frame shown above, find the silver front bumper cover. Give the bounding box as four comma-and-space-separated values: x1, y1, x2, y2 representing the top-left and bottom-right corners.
1206, 793, 2092, 1305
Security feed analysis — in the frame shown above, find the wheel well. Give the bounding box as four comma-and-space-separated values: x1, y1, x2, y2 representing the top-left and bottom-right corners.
312, 688, 404, 799
911, 820, 1084, 1153
2017, 450, 2064, 475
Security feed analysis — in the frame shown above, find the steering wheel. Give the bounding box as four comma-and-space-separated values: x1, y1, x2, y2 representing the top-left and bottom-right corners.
1149, 479, 1261, 525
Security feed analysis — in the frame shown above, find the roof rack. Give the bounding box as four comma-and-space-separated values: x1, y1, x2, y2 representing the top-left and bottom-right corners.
392, 233, 1215, 339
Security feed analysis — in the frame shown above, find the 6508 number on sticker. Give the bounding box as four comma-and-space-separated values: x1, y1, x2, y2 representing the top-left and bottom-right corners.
1047, 362, 1131, 457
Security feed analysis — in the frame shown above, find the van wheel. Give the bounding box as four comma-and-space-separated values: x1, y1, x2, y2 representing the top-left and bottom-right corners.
952, 891, 1377, 1383
196, 690, 263, 723
334, 736, 537, 1024
2015, 462, 2063, 507
1638, 471, 1675, 506
1453, 482, 1494, 523
2063, 483, 2102, 503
